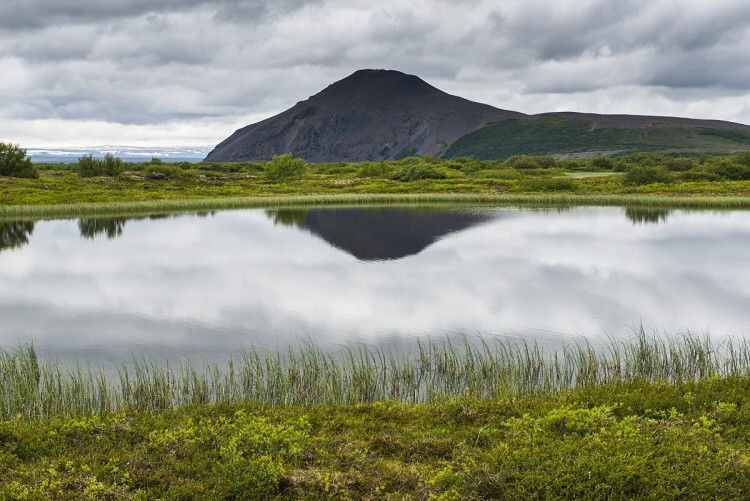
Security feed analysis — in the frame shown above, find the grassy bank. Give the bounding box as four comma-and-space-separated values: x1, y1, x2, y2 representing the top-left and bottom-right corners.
5, 334, 750, 498
2, 331, 750, 419
5, 193, 750, 219
4, 374, 750, 498
3, 152, 750, 217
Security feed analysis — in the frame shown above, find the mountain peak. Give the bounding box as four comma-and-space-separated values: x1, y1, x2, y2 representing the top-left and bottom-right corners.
206, 70, 521, 162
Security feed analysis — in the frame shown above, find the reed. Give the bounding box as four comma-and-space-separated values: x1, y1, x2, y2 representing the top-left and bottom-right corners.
4, 193, 750, 220
3, 329, 750, 419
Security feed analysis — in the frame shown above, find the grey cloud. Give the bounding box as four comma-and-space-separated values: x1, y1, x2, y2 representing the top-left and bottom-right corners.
2, 0, 320, 31
2, 0, 750, 142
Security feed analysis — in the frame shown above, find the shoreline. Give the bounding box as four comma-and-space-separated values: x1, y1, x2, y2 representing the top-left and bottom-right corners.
4, 192, 750, 219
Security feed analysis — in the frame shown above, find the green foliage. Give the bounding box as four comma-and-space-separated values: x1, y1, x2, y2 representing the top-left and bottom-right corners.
735, 151, 750, 166
591, 156, 614, 170
0, 143, 37, 179
357, 160, 392, 178
702, 157, 750, 180
77, 154, 124, 177
665, 157, 697, 171
264, 153, 308, 181
623, 165, 672, 186
392, 163, 447, 181
5, 377, 750, 498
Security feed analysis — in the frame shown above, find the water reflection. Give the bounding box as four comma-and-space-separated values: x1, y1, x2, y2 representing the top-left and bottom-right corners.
624, 207, 672, 225
2, 206, 750, 360
79, 218, 128, 239
0, 221, 35, 252
266, 208, 494, 260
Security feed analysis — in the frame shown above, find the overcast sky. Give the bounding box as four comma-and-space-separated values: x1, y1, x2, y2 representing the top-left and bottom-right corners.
3, 0, 750, 147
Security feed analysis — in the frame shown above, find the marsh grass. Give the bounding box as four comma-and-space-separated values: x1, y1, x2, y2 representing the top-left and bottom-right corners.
3, 328, 750, 420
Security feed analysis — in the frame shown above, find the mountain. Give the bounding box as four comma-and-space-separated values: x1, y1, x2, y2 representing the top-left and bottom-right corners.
205, 69, 523, 162
444, 112, 750, 159
206, 70, 750, 162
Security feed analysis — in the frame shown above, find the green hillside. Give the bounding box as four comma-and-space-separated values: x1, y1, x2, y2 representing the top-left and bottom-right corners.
444, 114, 750, 159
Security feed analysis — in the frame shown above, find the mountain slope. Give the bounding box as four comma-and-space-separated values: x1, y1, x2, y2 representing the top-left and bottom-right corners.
445, 113, 750, 159
205, 70, 524, 162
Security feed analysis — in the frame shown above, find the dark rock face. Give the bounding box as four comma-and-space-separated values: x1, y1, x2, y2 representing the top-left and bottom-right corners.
205, 69, 524, 162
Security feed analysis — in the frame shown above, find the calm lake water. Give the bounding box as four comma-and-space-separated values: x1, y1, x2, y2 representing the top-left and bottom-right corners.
1, 206, 749, 360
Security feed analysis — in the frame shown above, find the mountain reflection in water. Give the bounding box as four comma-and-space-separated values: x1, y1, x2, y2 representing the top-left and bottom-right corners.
265, 207, 495, 261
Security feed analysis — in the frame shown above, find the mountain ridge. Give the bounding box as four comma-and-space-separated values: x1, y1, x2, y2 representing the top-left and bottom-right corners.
206, 69, 750, 162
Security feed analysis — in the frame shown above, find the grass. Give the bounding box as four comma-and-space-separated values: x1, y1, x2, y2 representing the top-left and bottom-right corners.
5, 332, 750, 498
3, 329, 750, 420
6, 193, 750, 220
2, 154, 750, 217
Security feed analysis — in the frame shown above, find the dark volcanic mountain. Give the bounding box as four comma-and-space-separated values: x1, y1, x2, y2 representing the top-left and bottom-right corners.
205, 69, 524, 162
207, 69, 750, 162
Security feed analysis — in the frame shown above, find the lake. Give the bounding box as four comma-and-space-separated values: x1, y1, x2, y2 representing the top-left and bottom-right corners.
1, 206, 749, 361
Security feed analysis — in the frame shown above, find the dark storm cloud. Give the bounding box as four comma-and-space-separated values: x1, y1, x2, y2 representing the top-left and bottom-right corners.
1, 0, 750, 145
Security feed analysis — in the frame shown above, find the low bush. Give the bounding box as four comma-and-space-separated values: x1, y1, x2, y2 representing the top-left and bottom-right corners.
472, 168, 523, 180
521, 177, 576, 191
0, 142, 38, 179
357, 160, 392, 178
77, 154, 124, 177
623, 165, 672, 186
665, 158, 697, 172
264, 154, 308, 181
702, 158, 750, 181
591, 156, 614, 170
734, 151, 750, 167
503, 155, 558, 169
392, 164, 447, 181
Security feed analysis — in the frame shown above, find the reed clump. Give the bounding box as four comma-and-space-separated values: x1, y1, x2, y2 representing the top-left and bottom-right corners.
2, 329, 750, 420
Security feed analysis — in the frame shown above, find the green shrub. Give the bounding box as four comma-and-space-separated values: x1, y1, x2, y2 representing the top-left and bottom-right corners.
591, 156, 613, 170
392, 164, 447, 181
622, 165, 672, 186
680, 168, 721, 182
617, 152, 666, 167
665, 158, 697, 172
702, 158, 750, 180
734, 151, 750, 167
77, 154, 124, 177
357, 160, 392, 178
264, 154, 308, 181
0, 143, 38, 179
505, 155, 557, 169
473, 168, 523, 180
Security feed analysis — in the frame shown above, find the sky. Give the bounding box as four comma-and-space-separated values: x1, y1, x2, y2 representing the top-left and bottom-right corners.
2, 0, 750, 148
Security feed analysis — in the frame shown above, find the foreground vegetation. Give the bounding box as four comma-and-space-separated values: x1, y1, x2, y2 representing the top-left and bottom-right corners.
2, 152, 750, 217
4, 333, 750, 498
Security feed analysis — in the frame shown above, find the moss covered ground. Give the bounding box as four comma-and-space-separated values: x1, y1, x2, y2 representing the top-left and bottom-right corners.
3, 377, 750, 499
